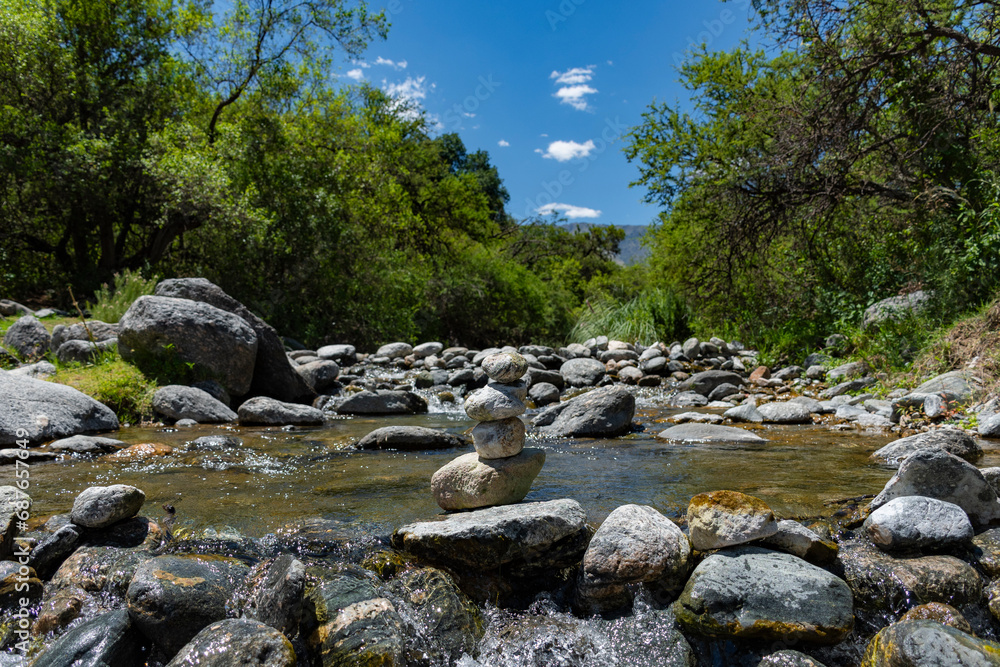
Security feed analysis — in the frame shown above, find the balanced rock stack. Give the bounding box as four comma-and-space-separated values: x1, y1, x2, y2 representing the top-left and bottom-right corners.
431, 351, 545, 511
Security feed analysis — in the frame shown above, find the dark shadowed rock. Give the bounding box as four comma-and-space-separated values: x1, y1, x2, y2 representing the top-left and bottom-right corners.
238, 396, 324, 426
2, 315, 50, 359
166, 618, 295, 667
679, 371, 744, 397
238, 555, 306, 636
357, 425, 465, 451
118, 295, 258, 395
0, 371, 119, 445
51, 320, 119, 350
560, 357, 607, 387
388, 567, 482, 664
295, 359, 340, 393
56, 338, 119, 364
31, 609, 147, 667
152, 385, 236, 423
536, 385, 635, 438
155, 278, 313, 403
336, 390, 428, 415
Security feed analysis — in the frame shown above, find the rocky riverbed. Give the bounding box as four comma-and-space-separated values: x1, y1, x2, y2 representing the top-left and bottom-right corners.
2, 280, 1000, 665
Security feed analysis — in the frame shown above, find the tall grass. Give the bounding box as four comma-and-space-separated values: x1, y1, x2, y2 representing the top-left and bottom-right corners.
569, 288, 690, 345
88, 270, 158, 323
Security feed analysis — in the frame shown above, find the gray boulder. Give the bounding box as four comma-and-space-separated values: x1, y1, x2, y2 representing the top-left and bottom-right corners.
826, 361, 868, 381
240, 554, 306, 636
862, 619, 1000, 666
911, 370, 980, 402
863, 290, 932, 329
431, 449, 545, 511
528, 381, 560, 406
536, 385, 635, 438
871, 428, 982, 467
392, 498, 590, 577
724, 403, 764, 423
412, 342, 444, 358
8, 360, 56, 379
865, 496, 973, 552
0, 371, 119, 445
71, 485, 145, 528
758, 401, 813, 424
165, 619, 294, 667
336, 390, 427, 415
56, 338, 118, 364
560, 357, 607, 387
657, 423, 767, 444
981, 413, 1000, 438
819, 377, 875, 399
154, 278, 313, 402
118, 295, 258, 395
51, 320, 119, 350
687, 490, 778, 551
317, 344, 356, 365
0, 299, 32, 317
870, 449, 1000, 528
464, 383, 526, 421
47, 434, 126, 454
376, 342, 412, 359
670, 391, 709, 408
294, 359, 340, 392
2, 315, 50, 359
152, 385, 236, 423
357, 425, 465, 451
672, 547, 853, 644
237, 397, 324, 426
679, 371, 744, 397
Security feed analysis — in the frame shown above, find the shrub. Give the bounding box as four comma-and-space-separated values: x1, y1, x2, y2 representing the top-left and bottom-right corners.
88, 270, 158, 323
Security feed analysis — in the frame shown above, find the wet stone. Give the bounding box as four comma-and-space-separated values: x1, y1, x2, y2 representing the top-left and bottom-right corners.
30, 609, 146, 667
357, 425, 465, 451
387, 567, 482, 664
759, 519, 838, 565
870, 428, 982, 467
165, 618, 295, 667
758, 651, 828, 667
899, 602, 973, 634
861, 619, 1000, 667
236, 554, 306, 636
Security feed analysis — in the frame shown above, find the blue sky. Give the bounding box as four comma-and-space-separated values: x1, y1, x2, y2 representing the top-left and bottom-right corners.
339, 0, 758, 228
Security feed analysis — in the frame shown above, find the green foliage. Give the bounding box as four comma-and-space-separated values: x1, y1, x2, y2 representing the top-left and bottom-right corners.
570, 287, 690, 346
52, 352, 158, 423
88, 269, 158, 323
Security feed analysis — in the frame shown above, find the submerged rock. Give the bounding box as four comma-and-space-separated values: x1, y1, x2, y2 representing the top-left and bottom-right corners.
388, 567, 482, 663
237, 396, 324, 426
687, 490, 778, 551
166, 619, 295, 667
672, 547, 853, 645
357, 425, 465, 451
657, 423, 767, 444
31, 608, 146, 667
430, 449, 545, 511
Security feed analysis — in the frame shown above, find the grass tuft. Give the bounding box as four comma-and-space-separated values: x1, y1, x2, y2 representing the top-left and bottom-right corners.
88, 269, 158, 323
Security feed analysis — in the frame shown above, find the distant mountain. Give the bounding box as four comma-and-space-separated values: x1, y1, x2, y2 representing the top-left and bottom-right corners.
564, 223, 650, 266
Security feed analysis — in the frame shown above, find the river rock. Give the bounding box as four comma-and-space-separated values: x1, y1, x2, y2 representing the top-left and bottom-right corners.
912, 369, 980, 402
758, 651, 828, 666
865, 496, 973, 552
0, 486, 29, 559
617, 365, 644, 384
166, 618, 295, 666
472, 417, 525, 459
357, 425, 465, 451
820, 378, 875, 399
899, 602, 973, 633
126, 554, 249, 658
640, 356, 668, 375
388, 567, 482, 663
657, 423, 767, 444
376, 342, 412, 359
536, 385, 635, 438
870, 449, 1000, 528
528, 381, 560, 406
31, 608, 146, 667
576, 504, 691, 615
71, 484, 145, 528
336, 390, 428, 415
51, 320, 119, 350
431, 448, 545, 511
670, 391, 708, 407
308, 593, 405, 666
679, 371, 745, 397
56, 338, 118, 364
870, 428, 981, 467
526, 368, 565, 389
482, 351, 528, 383
394, 499, 589, 579
154, 278, 313, 402
317, 343, 356, 365
46, 434, 126, 454
29, 523, 82, 579
687, 490, 778, 551
861, 619, 1000, 666
2, 315, 50, 359
118, 295, 258, 395
826, 361, 868, 381
560, 357, 607, 387
669, 412, 724, 425
152, 385, 236, 423
760, 520, 838, 565
839, 538, 981, 615
672, 547, 853, 644
413, 341, 444, 358
758, 401, 813, 424
238, 396, 323, 426
234, 554, 306, 636
48, 546, 151, 601
724, 403, 764, 423
980, 413, 1000, 438
294, 359, 340, 392
464, 383, 526, 421
0, 371, 119, 445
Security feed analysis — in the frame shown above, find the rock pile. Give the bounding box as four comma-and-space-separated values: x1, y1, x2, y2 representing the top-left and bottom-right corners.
431, 351, 544, 511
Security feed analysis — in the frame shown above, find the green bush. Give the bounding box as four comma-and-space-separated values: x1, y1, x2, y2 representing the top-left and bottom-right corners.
570, 287, 690, 345
88, 270, 158, 323
53, 352, 158, 423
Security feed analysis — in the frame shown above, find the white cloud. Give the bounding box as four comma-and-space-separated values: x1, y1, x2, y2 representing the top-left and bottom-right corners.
384, 76, 429, 102
498, 139, 510, 147
375, 56, 408, 70
554, 85, 598, 111
537, 203, 602, 219
550, 67, 597, 110
551, 66, 594, 85
345, 68, 365, 81
539, 139, 596, 162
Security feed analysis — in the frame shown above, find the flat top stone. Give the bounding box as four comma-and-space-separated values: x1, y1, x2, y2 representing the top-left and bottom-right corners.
657, 423, 767, 444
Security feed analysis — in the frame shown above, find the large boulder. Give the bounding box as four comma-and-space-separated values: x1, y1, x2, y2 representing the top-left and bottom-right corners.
294, 359, 340, 393
431, 449, 545, 511
154, 278, 313, 402
357, 425, 465, 451
237, 397, 324, 426
870, 449, 1000, 528
861, 619, 1000, 666
2, 315, 50, 359
863, 291, 932, 329
336, 390, 428, 415
864, 496, 973, 553
678, 371, 745, 397
0, 371, 119, 445
535, 385, 635, 438
151, 385, 236, 423
910, 370, 981, 403
672, 547, 853, 645
758, 401, 813, 424
118, 295, 258, 395
560, 357, 607, 387
870, 428, 982, 467
657, 423, 767, 444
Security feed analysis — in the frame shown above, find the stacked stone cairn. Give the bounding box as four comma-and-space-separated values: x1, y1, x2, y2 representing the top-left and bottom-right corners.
431, 351, 546, 511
